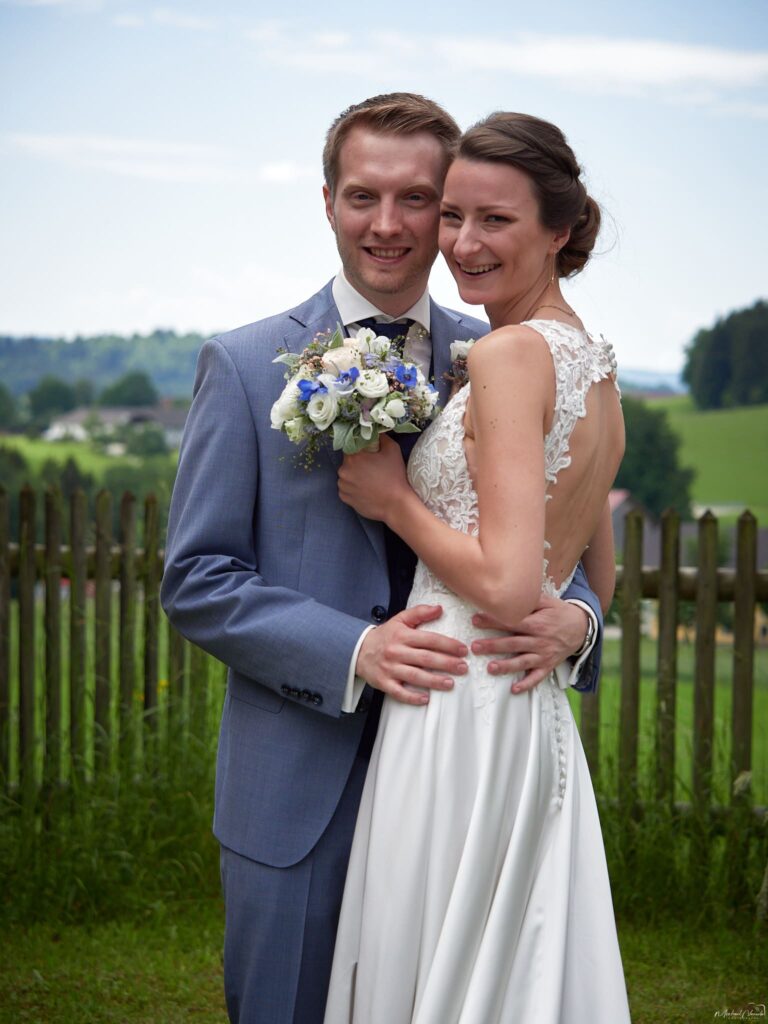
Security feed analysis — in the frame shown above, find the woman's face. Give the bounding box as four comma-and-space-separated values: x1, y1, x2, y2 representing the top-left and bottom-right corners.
439, 158, 567, 312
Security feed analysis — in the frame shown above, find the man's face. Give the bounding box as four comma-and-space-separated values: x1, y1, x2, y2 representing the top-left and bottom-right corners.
324, 127, 446, 316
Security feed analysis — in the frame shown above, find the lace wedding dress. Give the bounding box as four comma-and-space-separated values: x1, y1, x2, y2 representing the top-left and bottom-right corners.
324, 321, 631, 1024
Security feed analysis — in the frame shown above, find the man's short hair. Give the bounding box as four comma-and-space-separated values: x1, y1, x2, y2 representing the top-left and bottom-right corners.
323, 92, 460, 196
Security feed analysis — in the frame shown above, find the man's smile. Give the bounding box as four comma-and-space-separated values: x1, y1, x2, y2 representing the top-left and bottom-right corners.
364, 246, 411, 262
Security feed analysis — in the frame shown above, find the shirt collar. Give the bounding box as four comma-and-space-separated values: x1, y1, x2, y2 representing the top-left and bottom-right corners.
332, 270, 431, 332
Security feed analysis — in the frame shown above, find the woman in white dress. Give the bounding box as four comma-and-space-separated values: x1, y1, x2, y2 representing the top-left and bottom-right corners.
325, 112, 631, 1024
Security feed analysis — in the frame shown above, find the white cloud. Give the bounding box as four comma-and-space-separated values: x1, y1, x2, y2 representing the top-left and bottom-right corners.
112, 12, 144, 28
311, 31, 351, 49
433, 34, 768, 90
151, 7, 216, 32
4, 133, 247, 184
246, 27, 768, 111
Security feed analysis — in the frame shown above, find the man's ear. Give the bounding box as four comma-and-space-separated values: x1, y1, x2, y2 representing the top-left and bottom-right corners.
323, 184, 336, 232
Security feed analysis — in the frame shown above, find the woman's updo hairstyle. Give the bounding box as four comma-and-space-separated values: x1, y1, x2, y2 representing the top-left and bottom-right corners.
458, 112, 600, 278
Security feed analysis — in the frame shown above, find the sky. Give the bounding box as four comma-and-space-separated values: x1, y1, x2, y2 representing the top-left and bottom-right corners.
1, 0, 766, 375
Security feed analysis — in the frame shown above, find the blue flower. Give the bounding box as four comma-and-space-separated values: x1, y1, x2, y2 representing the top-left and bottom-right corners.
297, 378, 325, 402
335, 367, 360, 385
395, 364, 418, 388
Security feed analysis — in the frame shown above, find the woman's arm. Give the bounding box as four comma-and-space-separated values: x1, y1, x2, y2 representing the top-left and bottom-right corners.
338, 327, 552, 625
580, 500, 616, 614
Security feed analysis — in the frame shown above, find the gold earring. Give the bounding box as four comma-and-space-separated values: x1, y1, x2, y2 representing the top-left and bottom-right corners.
550, 252, 558, 284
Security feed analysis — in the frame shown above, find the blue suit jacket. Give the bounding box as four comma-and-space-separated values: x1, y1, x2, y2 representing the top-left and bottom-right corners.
161, 280, 602, 868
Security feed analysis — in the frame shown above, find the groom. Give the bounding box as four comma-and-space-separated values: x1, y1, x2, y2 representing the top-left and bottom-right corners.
162, 92, 602, 1024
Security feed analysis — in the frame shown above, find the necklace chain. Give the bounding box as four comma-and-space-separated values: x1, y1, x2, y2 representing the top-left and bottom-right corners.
529, 303, 575, 319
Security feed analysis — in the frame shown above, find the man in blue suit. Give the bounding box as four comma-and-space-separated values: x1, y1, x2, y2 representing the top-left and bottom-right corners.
161, 93, 602, 1024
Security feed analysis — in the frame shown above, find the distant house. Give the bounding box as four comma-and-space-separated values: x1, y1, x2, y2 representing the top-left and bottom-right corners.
43, 400, 189, 449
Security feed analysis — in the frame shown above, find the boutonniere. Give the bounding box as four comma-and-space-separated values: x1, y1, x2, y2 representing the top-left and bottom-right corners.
442, 339, 476, 390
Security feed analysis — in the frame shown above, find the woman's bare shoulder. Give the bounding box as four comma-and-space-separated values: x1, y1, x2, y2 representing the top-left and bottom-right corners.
468, 323, 552, 369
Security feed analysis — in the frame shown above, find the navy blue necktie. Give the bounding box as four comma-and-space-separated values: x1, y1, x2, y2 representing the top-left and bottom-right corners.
354, 316, 415, 348
351, 316, 424, 759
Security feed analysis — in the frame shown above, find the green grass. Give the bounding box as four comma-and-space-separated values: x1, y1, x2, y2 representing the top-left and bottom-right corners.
648, 396, 768, 521
1, 434, 138, 475
0, 900, 227, 1024
0, 434, 178, 478
1, 899, 765, 1023
577, 636, 768, 806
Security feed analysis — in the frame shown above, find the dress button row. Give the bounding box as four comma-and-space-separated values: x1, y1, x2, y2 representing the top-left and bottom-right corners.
280, 684, 323, 706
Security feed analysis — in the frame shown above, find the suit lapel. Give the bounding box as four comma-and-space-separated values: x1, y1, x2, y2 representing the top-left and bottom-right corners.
283, 281, 387, 572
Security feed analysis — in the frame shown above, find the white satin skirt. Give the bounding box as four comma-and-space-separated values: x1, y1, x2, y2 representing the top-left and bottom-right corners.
324, 590, 631, 1024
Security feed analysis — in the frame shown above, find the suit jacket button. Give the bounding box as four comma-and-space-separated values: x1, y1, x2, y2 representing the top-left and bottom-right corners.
290, 687, 300, 698
312, 694, 323, 706
300, 689, 312, 702
280, 685, 290, 696
371, 605, 387, 623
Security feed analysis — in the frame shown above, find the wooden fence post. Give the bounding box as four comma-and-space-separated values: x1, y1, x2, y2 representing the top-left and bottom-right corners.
119, 493, 137, 774
0, 488, 10, 782
691, 510, 718, 883
94, 489, 112, 771
44, 487, 63, 789
18, 487, 37, 805
693, 512, 718, 810
731, 512, 756, 786
143, 495, 159, 763
69, 489, 88, 782
619, 509, 643, 811
728, 511, 757, 906
655, 508, 679, 806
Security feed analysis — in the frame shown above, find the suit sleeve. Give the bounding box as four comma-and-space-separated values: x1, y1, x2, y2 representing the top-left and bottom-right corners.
160, 337, 371, 717
560, 562, 603, 693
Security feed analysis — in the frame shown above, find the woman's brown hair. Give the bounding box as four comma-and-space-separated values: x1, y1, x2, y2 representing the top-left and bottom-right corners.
458, 112, 600, 277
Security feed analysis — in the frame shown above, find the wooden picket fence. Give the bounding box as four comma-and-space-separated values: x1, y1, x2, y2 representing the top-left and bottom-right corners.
0, 489, 766, 839
580, 509, 765, 818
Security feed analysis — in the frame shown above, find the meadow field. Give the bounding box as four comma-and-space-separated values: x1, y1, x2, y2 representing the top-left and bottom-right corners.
648, 396, 768, 522
0, 433, 177, 476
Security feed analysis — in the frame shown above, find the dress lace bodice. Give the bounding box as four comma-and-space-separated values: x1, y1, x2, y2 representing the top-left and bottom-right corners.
407, 320, 619, 600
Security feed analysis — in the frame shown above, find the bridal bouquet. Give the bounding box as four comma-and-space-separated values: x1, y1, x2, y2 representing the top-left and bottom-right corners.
270, 325, 439, 466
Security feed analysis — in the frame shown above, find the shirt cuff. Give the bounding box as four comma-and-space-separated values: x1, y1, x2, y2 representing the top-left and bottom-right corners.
342, 625, 376, 712
554, 600, 598, 690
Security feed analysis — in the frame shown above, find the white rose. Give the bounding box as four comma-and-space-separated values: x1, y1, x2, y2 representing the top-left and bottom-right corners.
284, 417, 306, 443
355, 369, 389, 399
322, 345, 363, 375
270, 380, 301, 429
352, 327, 377, 349
385, 396, 406, 419
370, 400, 395, 430
306, 389, 338, 430
450, 339, 475, 361
370, 335, 392, 359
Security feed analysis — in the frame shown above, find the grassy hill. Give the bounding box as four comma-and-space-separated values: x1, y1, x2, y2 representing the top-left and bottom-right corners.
648, 396, 768, 522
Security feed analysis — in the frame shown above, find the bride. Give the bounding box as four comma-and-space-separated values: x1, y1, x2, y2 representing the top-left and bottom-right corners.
324, 112, 631, 1023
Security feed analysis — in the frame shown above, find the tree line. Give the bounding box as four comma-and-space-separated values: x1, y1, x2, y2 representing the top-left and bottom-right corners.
0, 329, 205, 399
0, 370, 164, 434
683, 299, 768, 410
